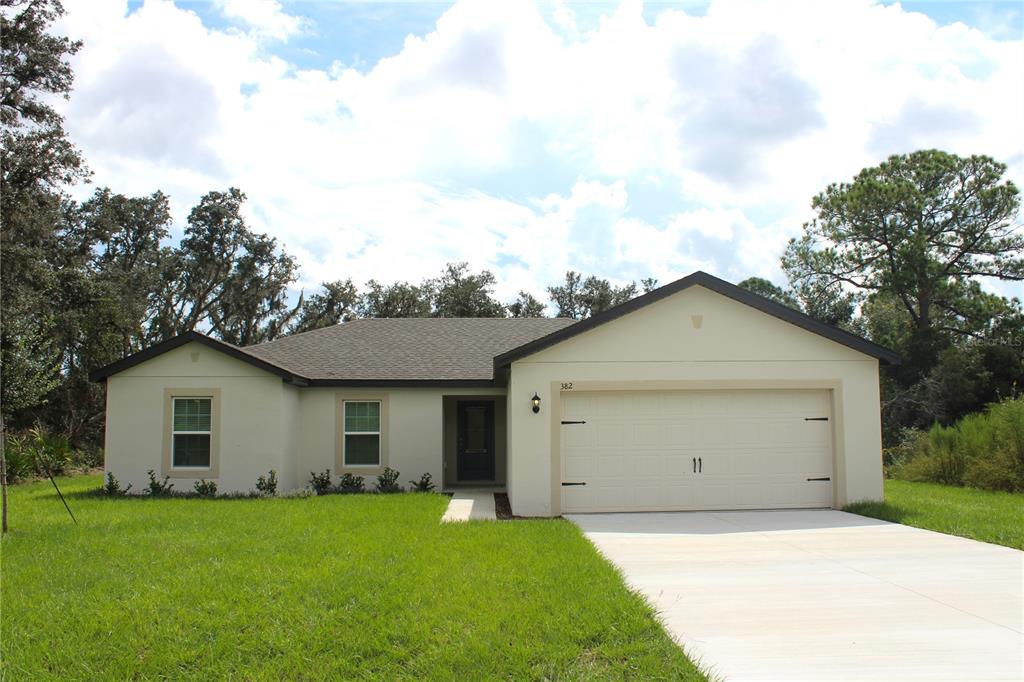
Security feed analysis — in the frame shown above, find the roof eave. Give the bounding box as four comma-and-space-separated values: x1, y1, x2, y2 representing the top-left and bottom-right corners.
89, 331, 309, 383
493, 271, 902, 369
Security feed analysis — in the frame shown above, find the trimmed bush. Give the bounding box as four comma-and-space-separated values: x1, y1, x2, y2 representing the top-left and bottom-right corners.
145, 470, 174, 496
337, 473, 364, 494
309, 470, 333, 495
255, 470, 278, 496
102, 472, 132, 496
374, 467, 402, 493
193, 479, 218, 497
409, 472, 435, 493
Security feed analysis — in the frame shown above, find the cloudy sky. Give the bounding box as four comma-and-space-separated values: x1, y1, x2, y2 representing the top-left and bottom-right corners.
55, 0, 1024, 304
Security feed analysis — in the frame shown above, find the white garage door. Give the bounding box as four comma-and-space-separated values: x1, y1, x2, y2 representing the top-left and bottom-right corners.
560, 389, 834, 513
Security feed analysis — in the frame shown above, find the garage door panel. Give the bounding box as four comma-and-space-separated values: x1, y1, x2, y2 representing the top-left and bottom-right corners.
561, 389, 834, 513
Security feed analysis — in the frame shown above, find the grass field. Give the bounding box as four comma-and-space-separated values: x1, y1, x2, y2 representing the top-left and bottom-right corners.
845, 479, 1024, 550
1, 475, 704, 680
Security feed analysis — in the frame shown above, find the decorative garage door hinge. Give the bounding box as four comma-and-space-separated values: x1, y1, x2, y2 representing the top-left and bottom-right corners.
561, 481, 587, 486
804, 417, 829, 421
806, 477, 831, 481
560, 420, 586, 425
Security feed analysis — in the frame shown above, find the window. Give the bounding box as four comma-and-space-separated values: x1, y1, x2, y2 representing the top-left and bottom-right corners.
344, 401, 381, 466
172, 397, 212, 468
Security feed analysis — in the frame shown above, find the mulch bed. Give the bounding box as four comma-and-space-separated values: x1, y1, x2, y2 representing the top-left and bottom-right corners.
494, 492, 513, 520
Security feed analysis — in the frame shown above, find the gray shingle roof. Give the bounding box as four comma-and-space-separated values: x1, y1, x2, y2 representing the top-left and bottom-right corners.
243, 318, 576, 382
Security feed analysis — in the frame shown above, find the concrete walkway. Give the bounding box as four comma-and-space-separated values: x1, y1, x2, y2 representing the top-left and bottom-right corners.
441, 489, 497, 522
570, 510, 1024, 682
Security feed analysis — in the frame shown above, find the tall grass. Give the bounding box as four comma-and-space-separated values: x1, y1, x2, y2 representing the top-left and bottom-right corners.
890, 396, 1024, 492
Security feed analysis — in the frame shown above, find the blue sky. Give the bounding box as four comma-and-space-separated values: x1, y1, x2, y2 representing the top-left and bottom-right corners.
133, 1, 1023, 72
63, 0, 1023, 302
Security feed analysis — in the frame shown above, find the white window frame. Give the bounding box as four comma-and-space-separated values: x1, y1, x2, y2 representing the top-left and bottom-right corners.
171, 396, 213, 470
343, 400, 381, 467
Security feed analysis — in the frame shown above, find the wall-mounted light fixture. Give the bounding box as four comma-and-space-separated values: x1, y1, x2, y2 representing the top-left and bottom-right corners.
531, 393, 541, 414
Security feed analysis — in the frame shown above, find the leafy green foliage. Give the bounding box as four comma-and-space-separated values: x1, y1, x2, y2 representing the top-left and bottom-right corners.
2, 426, 98, 483
255, 470, 278, 496
409, 472, 435, 493
289, 279, 359, 333
845, 479, 1024, 550
102, 472, 131, 496
783, 149, 1023, 381
888, 397, 1024, 492
309, 470, 333, 495
337, 472, 365, 494
507, 291, 546, 318
1, 475, 706, 679
357, 280, 432, 318
144, 470, 174, 497
150, 188, 300, 345
427, 262, 506, 317
374, 466, 402, 493
737, 277, 800, 309
547, 271, 640, 319
193, 479, 218, 497
1, 0, 88, 432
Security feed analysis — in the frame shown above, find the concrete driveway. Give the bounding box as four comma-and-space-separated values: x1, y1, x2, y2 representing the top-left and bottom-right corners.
569, 510, 1023, 682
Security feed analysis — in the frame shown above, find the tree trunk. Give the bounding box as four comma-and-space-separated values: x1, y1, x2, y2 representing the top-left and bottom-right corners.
2, 411, 9, 534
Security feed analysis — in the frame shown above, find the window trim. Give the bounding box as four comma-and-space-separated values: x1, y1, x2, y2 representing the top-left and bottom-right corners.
335, 393, 389, 475
171, 397, 213, 470
162, 388, 221, 478
342, 400, 382, 467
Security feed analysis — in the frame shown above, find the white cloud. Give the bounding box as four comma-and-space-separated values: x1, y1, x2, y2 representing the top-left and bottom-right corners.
54, 0, 1024, 305
215, 0, 307, 41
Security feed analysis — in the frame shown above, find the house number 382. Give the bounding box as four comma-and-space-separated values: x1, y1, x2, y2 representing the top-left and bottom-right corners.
561, 382, 573, 390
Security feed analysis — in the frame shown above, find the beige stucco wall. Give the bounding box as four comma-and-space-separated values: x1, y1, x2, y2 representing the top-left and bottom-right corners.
295, 386, 505, 491
103, 340, 508, 494
507, 285, 884, 517
104, 342, 294, 495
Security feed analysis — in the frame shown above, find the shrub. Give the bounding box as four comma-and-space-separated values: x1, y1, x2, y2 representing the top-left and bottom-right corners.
3, 433, 36, 483
309, 470, 333, 495
890, 396, 1024, 493
337, 473, 365, 494
255, 470, 278, 496
375, 466, 402, 494
102, 472, 132, 496
193, 479, 218, 497
409, 472, 435, 493
145, 469, 175, 496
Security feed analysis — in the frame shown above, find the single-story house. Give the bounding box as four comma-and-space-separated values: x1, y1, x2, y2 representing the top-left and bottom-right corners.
91, 271, 899, 516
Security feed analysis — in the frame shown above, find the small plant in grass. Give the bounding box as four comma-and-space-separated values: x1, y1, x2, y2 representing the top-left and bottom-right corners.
337, 473, 365, 493
255, 470, 278, 496
193, 479, 218, 497
102, 472, 132, 496
309, 470, 333, 495
409, 472, 435, 493
145, 469, 174, 496
375, 466, 403, 493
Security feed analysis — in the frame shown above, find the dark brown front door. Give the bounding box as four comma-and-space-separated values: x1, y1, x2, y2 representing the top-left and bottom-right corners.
457, 401, 495, 481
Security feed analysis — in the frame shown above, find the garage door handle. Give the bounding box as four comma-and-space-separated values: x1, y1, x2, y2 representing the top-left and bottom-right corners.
806, 477, 831, 481
698, 457, 702, 473
692, 457, 696, 473
561, 481, 587, 486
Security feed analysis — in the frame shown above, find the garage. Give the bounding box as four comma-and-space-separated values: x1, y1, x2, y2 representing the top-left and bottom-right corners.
560, 389, 834, 513
500, 272, 899, 517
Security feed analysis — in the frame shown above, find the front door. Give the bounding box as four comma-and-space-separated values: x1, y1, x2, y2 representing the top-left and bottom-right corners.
457, 401, 495, 482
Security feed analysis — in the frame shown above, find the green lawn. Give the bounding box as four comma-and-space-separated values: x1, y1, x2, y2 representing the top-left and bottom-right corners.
845, 479, 1024, 550
1, 475, 703, 680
